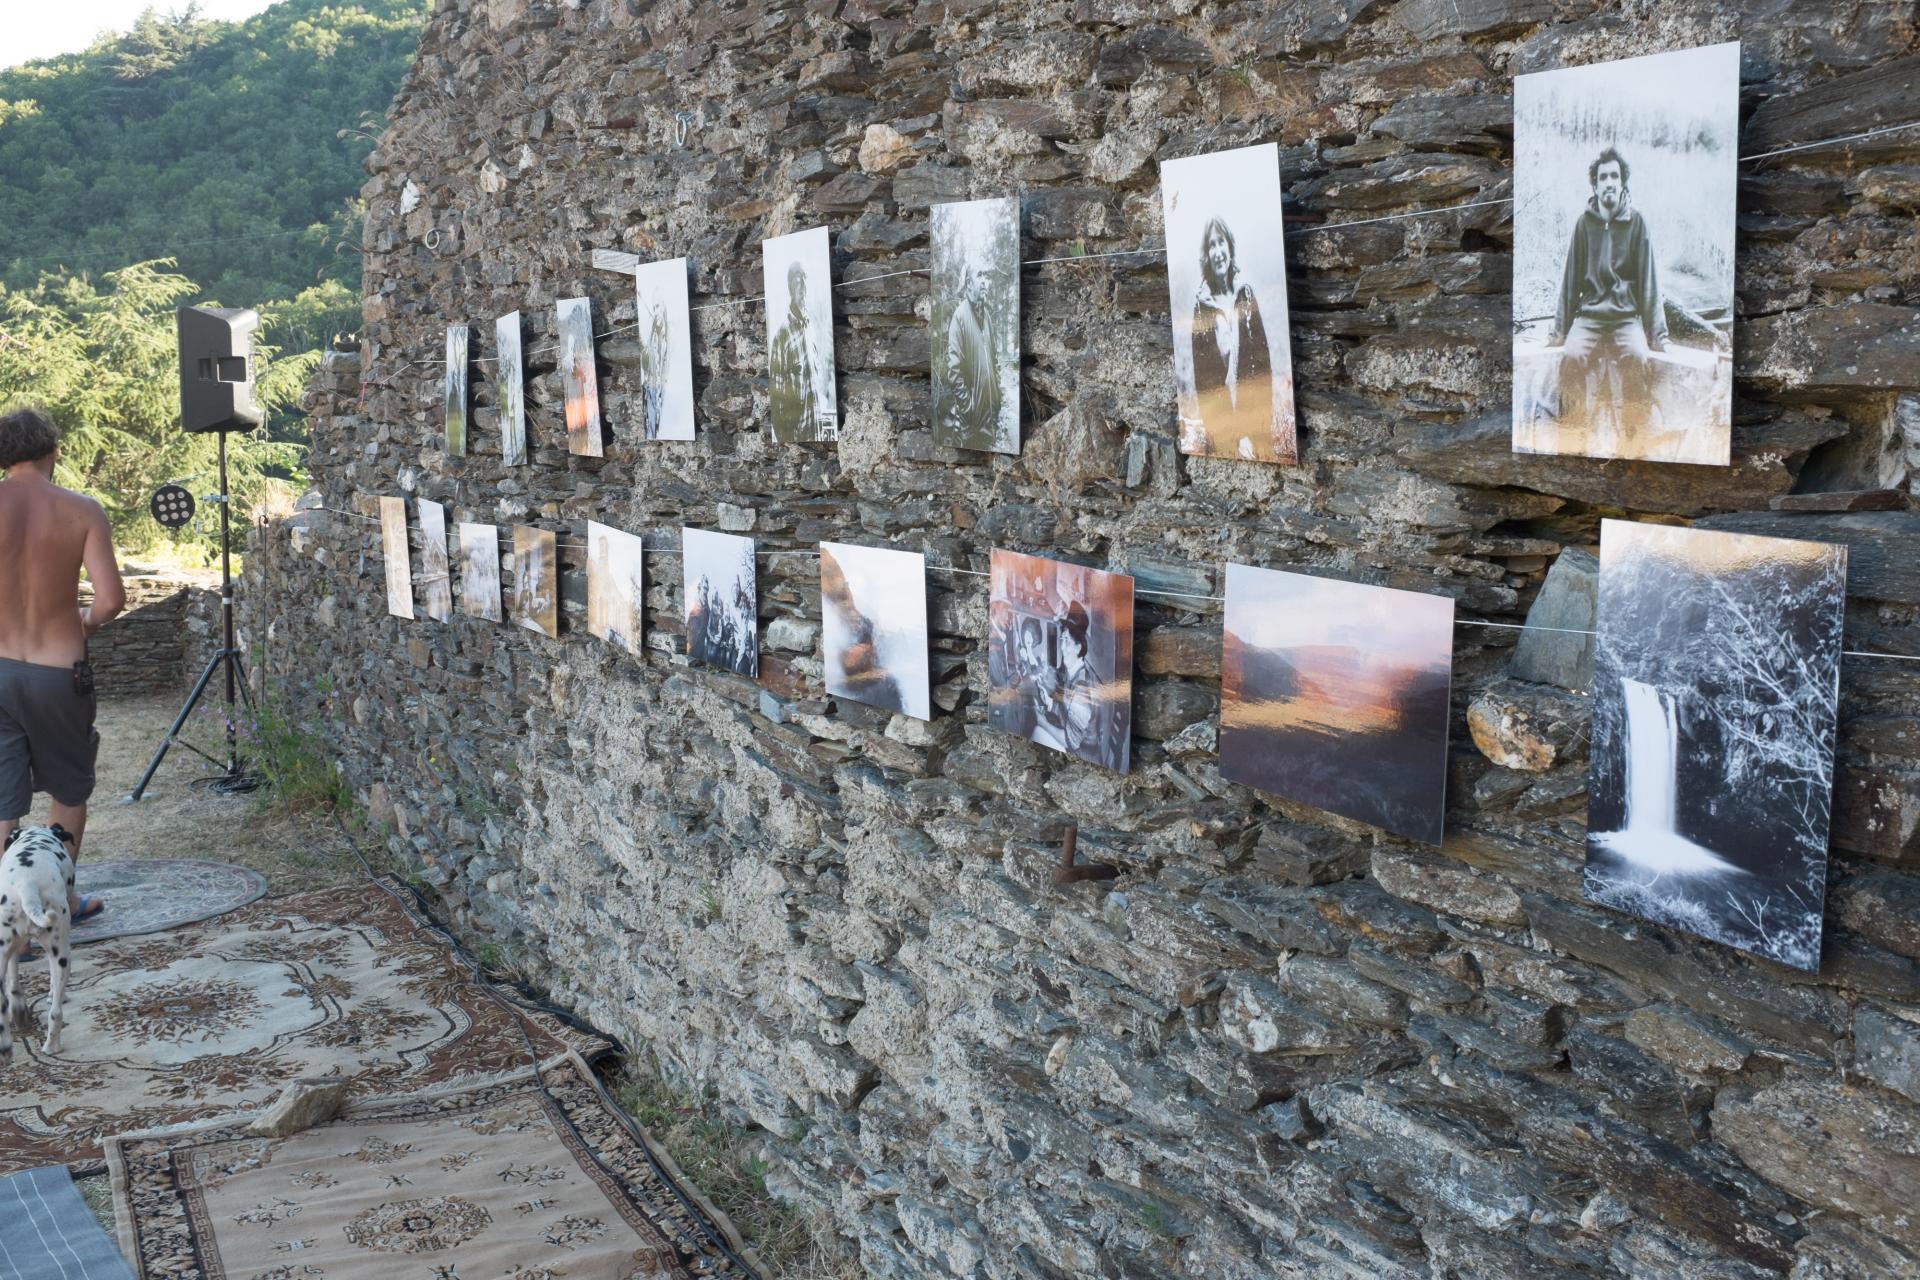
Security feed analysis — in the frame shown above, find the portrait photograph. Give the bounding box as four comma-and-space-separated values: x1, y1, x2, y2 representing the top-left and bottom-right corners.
1513, 42, 1739, 465
987, 550, 1134, 773
1219, 565, 1454, 846
1585, 520, 1846, 971
633, 257, 696, 441
930, 197, 1020, 455
762, 226, 837, 444
459, 522, 502, 622
444, 324, 469, 457
557, 296, 603, 457
417, 497, 452, 623
820, 542, 930, 720
378, 495, 413, 620
1160, 143, 1297, 465
587, 520, 647, 656
497, 311, 526, 466
682, 527, 758, 677
513, 525, 559, 639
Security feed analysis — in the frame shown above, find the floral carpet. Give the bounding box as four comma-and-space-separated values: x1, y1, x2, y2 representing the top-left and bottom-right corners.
107, 1054, 757, 1280
0, 881, 611, 1174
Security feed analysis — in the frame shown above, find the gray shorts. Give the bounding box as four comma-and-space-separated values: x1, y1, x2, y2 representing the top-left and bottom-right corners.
0, 656, 99, 818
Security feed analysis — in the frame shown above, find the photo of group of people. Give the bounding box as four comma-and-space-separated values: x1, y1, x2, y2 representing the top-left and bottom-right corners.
1512, 42, 1738, 465
820, 542, 930, 720
587, 520, 647, 656
682, 528, 758, 676
557, 296, 603, 458
987, 551, 1134, 773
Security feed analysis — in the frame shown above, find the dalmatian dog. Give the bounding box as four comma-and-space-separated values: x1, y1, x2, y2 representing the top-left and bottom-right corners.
0, 824, 77, 1055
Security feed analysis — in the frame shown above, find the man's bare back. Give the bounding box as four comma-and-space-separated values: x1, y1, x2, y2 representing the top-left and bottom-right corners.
0, 469, 121, 667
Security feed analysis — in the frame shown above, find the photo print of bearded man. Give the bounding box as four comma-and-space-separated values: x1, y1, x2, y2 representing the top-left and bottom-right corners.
1512, 43, 1738, 465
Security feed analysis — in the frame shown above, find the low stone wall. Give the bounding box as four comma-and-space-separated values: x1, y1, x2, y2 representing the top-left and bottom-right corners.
83, 569, 220, 698
245, 4, 1920, 1278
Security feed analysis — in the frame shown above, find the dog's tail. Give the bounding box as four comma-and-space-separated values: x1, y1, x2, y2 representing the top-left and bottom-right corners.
19, 883, 57, 932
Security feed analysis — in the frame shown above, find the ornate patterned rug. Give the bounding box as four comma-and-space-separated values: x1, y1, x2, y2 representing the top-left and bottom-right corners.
107, 1054, 758, 1280
71, 860, 270, 946
0, 881, 611, 1175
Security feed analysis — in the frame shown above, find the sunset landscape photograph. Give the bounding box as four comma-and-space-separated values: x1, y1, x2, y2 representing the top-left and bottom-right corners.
1220, 565, 1454, 844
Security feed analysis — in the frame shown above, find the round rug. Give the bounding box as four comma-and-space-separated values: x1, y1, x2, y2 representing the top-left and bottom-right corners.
69, 860, 269, 946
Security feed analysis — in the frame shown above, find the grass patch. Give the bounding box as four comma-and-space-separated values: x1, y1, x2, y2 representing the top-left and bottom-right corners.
244, 691, 346, 815
611, 1059, 859, 1279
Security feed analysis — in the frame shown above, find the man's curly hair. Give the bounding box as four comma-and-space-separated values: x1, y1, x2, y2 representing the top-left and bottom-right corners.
0, 406, 59, 469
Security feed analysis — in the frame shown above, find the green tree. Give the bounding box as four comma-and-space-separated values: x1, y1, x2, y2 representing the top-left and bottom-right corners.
0, 260, 313, 555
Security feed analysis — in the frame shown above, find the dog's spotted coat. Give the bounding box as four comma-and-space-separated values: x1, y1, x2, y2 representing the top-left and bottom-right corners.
0, 824, 76, 1054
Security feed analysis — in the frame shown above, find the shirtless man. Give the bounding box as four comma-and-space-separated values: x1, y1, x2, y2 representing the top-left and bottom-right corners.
0, 406, 124, 918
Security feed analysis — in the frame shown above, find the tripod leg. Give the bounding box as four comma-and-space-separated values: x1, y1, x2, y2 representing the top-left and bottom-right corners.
127, 652, 225, 802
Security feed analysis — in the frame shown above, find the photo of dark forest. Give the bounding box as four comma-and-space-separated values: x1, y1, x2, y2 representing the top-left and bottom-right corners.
1585, 520, 1847, 970
444, 324, 468, 456
1219, 565, 1453, 845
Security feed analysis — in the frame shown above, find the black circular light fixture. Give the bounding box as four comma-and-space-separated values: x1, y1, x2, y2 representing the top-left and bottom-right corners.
150, 483, 196, 529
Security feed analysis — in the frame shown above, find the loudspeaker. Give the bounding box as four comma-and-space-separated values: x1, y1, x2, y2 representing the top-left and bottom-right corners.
177, 306, 264, 434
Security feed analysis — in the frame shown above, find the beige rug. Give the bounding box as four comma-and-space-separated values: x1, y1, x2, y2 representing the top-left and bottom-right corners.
1, 881, 611, 1174
108, 1053, 758, 1280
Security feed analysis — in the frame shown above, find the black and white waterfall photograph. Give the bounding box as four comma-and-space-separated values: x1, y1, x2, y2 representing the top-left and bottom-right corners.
1585, 520, 1847, 971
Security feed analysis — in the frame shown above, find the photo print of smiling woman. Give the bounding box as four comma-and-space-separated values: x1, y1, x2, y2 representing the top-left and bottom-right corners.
1160, 142, 1297, 465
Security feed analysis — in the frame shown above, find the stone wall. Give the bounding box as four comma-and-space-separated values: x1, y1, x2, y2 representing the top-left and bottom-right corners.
245, 3, 1920, 1276
84, 569, 219, 697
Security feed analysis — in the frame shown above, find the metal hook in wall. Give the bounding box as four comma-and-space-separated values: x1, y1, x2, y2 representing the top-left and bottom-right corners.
424, 227, 443, 251
672, 111, 694, 149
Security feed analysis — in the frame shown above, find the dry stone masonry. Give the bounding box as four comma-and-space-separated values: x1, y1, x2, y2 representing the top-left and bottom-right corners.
246, 2, 1920, 1276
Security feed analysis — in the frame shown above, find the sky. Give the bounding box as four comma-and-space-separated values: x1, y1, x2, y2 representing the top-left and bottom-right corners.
5, 2, 281, 70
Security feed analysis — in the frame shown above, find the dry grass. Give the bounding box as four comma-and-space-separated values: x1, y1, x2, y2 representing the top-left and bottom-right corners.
17, 690, 362, 892
612, 1061, 862, 1280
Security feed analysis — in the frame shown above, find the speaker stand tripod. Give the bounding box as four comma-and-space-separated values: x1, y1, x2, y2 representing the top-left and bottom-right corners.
128, 431, 261, 801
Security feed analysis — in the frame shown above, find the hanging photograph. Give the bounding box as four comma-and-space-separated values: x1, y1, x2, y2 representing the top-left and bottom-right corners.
497, 311, 526, 466
1160, 143, 1296, 465
820, 542, 930, 720
587, 520, 647, 656
378, 496, 413, 620
417, 498, 452, 623
513, 525, 559, 639
557, 296, 603, 457
444, 325, 469, 457
682, 528, 758, 676
987, 550, 1134, 773
1586, 520, 1846, 971
1512, 42, 1738, 465
930, 197, 1020, 454
634, 258, 696, 441
762, 226, 837, 444
1219, 565, 1454, 846
459, 522, 502, 622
